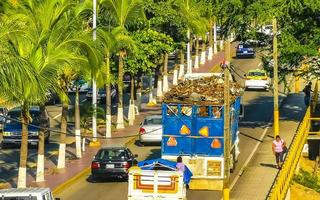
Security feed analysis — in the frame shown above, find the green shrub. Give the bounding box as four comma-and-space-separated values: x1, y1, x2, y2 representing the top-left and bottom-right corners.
293, 169, 320, 192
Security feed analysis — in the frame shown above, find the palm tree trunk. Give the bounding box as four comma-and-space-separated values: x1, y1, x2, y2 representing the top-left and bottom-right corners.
128, 75, 135, 125
200, 41, 206, 65
75, 86, 81, 158
136, 75, 142, 111
162, 53, 169, 92
179, 49, 185, 80
116, 51, 125, 129
105, 53, 112, 138
17, 105, 29, 188
208, 20, 214, 60
195, 38, 200, 69
36, 105, 46, 182
213, 21, 218, 54
57, 97, 68, 169
187, 30, 192, 74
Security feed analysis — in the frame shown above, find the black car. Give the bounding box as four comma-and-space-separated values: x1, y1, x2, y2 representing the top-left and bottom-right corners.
91, 146, 138, 180
236, 43, 256, 58
2, 106, 50, 146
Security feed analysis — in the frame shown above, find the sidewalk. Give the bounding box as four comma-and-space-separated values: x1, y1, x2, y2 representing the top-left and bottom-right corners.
230, 93, 306, 200
25, 49, 227, 191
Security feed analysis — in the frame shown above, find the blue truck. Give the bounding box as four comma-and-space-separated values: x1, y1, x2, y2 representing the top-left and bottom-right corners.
161, 73, 243, 190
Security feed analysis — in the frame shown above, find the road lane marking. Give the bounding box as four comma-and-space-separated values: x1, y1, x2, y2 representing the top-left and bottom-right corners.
230, 123, 271, 190
53, 113, 62, 119
258, 62, 263, 67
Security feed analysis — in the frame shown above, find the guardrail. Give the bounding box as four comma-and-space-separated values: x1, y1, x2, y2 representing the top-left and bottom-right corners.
268, 82, 318, 200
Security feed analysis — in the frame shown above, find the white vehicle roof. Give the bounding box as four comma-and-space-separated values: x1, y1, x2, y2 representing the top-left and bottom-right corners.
0, 188, 51, 196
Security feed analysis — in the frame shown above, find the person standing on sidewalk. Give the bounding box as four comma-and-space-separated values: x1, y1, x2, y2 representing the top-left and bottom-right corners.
303, 82, 312, 107
272, 135, 286, 169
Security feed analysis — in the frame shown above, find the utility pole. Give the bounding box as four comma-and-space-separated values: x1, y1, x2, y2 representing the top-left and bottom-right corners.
223, 38, 231, 200
273, 18, 279, 138
90, 0, 99, 145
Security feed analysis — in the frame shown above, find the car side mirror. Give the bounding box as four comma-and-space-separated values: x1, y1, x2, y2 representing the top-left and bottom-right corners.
134, 154, 138, 158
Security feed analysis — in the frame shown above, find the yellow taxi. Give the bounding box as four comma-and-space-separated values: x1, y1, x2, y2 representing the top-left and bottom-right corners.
244, 69, 270, 91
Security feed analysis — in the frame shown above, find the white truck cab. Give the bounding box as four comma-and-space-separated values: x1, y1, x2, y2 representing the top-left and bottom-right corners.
0, 188, 57, 200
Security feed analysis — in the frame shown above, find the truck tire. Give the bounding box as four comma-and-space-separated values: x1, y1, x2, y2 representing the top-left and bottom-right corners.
230, 148, 236, 173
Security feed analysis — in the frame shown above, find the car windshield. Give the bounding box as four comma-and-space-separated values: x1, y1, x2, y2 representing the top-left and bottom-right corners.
96, 149, 128, 160
248, 71, 266, 77
144, 118, 162, 125
7, 110, 40, 124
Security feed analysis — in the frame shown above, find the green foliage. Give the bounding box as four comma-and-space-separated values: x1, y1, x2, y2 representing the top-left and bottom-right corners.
293, 169, 320, 192
124, 29, 174, 74
145, 0, 188, 43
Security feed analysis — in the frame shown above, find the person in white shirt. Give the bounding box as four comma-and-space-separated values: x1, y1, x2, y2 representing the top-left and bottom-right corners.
272, 135, 286, 169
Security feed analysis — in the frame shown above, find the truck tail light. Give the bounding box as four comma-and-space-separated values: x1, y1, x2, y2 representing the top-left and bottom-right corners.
123, 162, 131, 169
91, 162, 100, 169
139, 128, 146, 135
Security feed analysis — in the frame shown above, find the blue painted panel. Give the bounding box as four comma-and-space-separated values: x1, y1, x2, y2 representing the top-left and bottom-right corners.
193, 138, 224, 156
162, 136, 193, 155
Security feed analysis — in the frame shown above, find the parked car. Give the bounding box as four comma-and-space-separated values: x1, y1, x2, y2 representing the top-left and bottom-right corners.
236, 43, 256, 58
0, 107, 8, 131
0, 188, 57, 200
245, 69, 271, 91
2, 106, 50, 146
139, 115, 162, 144
91, 145, 138, 180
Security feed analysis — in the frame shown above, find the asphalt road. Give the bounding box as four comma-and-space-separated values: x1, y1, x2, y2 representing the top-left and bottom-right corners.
56, 54, 283, 200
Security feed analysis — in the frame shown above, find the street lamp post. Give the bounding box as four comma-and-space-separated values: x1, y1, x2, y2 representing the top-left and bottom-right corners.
273, 18, 279, 138
223, 38, 231, 200
91, 0, 98, 144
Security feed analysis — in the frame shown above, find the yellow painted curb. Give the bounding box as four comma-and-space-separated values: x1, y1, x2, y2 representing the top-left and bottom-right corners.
89, 141, 101, 147
52, 166, 91, 197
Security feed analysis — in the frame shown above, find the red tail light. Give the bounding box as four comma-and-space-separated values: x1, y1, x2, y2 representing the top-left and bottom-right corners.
139, 127, 146, 135
91, 162, 100, 169
123, 162, 131, 169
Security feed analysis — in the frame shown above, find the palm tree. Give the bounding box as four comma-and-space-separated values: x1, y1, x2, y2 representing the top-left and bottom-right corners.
0, 11, 56, 187
98, 29, 115, 138
102, 0, 145, 129
176, 0, 207, 72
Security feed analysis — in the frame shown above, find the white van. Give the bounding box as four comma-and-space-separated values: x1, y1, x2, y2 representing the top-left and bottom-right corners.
0, 188, 57, 200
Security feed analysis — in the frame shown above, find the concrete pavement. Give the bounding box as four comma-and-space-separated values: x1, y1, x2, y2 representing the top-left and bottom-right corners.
230, 93, 306, 200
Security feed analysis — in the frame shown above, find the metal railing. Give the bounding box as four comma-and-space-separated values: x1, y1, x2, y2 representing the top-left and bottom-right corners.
268, 82, 318, 200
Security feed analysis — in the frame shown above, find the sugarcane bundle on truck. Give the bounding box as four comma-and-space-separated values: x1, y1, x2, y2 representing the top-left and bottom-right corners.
161, 73, 244, 190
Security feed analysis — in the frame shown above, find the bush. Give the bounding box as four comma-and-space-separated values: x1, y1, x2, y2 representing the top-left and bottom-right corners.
293, 169, 320, 192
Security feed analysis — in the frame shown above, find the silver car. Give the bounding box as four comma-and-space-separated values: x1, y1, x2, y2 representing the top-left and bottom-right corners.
139, 115, 162, 144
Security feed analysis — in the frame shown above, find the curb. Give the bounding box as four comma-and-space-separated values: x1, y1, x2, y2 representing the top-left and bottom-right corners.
52, 166, 90, 197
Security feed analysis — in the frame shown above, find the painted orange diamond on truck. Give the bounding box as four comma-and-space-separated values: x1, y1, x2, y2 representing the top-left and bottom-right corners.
199, 126, 209, 137
180, 125, 190, 135
167, 136, 177, 146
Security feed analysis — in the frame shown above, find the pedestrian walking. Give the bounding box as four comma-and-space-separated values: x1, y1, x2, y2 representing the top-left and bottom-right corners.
176, 156, 185, 173
303, 82, 312, 107
272, 135, 286, 169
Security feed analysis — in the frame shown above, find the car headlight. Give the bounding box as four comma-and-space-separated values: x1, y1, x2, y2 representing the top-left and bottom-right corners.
3, 132, 12, 136
29, 131, 39, 136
